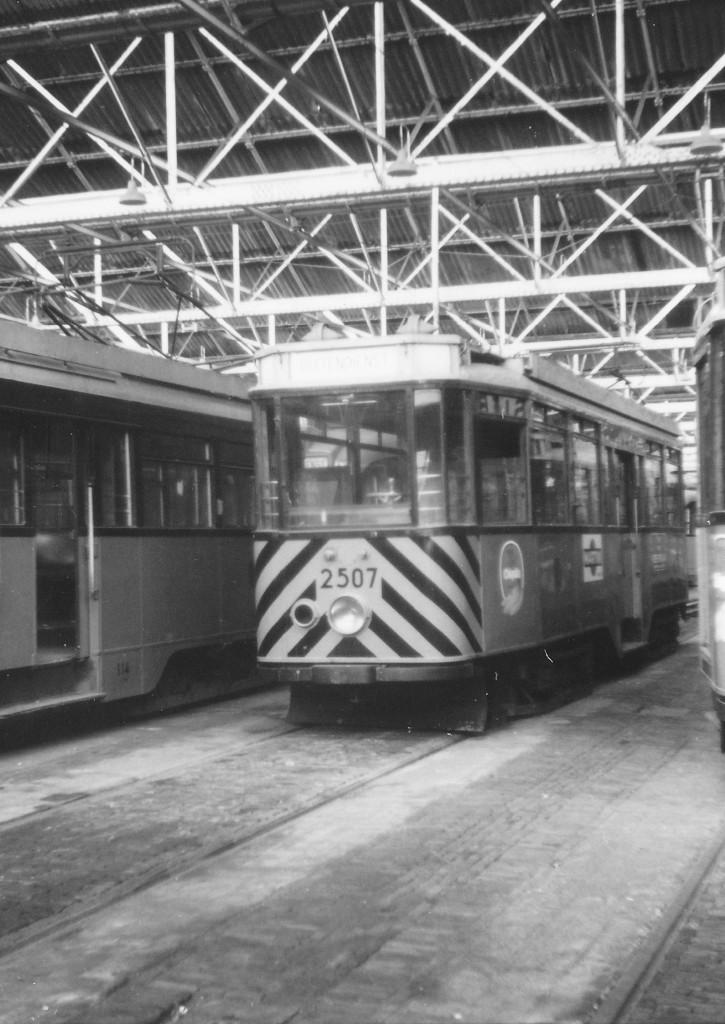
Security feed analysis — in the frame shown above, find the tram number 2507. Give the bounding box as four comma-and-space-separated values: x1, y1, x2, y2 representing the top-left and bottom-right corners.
320, 567, 378, 589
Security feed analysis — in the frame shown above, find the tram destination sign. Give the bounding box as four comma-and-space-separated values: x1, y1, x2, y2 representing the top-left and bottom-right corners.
255, 335, 463, 389
475, 392, 526, 418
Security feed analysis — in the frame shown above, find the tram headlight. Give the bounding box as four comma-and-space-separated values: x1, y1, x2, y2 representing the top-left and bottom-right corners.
290, 599, 321, 630
328, 594, 370, 635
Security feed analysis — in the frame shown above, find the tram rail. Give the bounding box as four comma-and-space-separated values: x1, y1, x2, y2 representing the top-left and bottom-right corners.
590, 812, 725, 1023
0, 695, 463, 959
0, 622, 717, 1024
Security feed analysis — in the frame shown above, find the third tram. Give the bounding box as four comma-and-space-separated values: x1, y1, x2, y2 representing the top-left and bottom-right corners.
694, 260, 725, 750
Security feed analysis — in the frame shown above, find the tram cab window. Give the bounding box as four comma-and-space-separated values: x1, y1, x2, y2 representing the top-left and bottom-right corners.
0, 428, 25, 526
642, 443, 664, 525
665, 447, 683, 526
98, 429, 135, 527
273, 391, 411, 528
474, 418, 526, 524
571, 419, 600, 524
530, 407, 568, 524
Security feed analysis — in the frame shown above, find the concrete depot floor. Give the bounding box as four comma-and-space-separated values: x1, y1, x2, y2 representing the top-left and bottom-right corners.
1, 622, 724, 1024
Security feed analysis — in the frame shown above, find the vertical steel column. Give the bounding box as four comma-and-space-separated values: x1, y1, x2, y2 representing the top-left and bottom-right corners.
94, 238, 102, 309
705, 176, 714, 264
619, 288, 627, 339
533, 193, 541, 283
431, 186, 440, 328
375, 2, 387, 335
232, 222, 241, 307
615, 0, 626, 151
165, 32, 178, 191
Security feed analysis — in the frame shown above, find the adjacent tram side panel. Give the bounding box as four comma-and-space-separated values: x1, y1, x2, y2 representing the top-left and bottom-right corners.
0, 321, 257, 722
694, 287, 725, 750
251, 330, 687, 733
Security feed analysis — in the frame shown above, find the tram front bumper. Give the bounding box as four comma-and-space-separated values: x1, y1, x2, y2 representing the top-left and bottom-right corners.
258, 661, 477, 686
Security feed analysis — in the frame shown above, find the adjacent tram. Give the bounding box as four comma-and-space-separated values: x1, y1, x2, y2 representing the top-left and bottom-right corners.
252, 324, 687, 732
694, 259, 725, 750
0, 320, 256, 721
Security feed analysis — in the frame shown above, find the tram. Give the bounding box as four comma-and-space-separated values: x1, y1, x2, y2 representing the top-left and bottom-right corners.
0, 319, 256, 721
694, 259, 725, 750
252, 322, 688, 732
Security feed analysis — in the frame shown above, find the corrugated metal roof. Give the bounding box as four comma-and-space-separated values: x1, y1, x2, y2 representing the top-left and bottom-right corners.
0, 0, 719, 428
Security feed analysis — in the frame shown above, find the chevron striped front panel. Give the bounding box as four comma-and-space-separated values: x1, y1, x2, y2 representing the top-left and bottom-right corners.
255, 533, 483, 666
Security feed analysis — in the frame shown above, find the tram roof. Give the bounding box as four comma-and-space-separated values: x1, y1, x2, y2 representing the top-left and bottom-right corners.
0, 318, 252, 422
253, 331, 682, 443
521, 352, 682, 442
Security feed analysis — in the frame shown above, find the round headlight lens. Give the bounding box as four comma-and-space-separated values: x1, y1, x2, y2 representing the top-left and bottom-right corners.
328, 594, 369, 635
290, 599, 320, 629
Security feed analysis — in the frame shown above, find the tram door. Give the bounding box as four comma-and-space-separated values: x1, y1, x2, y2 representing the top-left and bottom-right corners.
30, 422, 80, 659
614, 449, 643, 629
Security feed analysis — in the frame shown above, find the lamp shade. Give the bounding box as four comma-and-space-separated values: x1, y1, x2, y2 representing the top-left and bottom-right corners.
387, 144, 418, 178
691, 123, 724, 156
119, 177, 147, 206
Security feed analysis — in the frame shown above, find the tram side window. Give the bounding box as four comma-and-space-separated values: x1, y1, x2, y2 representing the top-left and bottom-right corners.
530, 423, 568, 525
98, 430, 135, 527
219, 442, 254, 528
445, 392, 473, 523
414, 390, 444, 524
642, 443, 664, 526
602, 447, 617, 525
0, 428, 25, 526
255, 400, 280, 529
571, 419, 600, 524
665, 447, 682, 526
140, 434, 213, 528
475, 418, 526, 524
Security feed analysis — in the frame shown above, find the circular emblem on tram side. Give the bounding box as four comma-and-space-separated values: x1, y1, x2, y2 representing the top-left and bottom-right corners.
499, 540, 524, 616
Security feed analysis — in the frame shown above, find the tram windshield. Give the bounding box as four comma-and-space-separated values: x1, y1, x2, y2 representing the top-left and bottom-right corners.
258, 390, 412, 528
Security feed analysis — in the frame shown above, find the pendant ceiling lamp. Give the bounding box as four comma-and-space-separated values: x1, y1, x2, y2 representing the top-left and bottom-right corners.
119, 163, 147, 206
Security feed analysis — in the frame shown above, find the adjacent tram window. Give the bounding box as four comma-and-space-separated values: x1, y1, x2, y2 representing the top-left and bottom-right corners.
29, 421, 78, 652
665, 447, 682, 526
475, 418, 526, 524
531, 419, 568, 525
642, 443, 664, 525
0, 428, 25, 526
140, 434, 213, 528
414, 390, 444, 523
571, 419, 600, 524
219, 442, 254, 528
98, 430, 134, 527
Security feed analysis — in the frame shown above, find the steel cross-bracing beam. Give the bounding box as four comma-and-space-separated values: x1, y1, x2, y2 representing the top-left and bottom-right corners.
0, 0, 722, 457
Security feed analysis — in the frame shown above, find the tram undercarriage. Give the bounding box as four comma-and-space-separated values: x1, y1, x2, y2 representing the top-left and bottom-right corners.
285, 612, 683, 734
